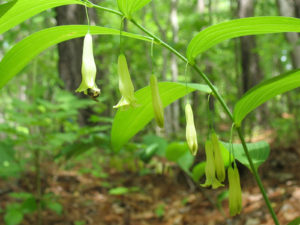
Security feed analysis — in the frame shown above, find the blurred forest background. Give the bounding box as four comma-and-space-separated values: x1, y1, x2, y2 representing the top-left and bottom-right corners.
0, 0, 300, 224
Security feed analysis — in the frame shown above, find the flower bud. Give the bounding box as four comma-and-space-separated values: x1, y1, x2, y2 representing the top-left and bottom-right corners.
228, 163, 242, 216
76, 33, 100, 96
185, 103, 198, 156
211, 131, 226, 182
150, 75, 164, 128
201, 140, 224, 189
113, 54, 137, 109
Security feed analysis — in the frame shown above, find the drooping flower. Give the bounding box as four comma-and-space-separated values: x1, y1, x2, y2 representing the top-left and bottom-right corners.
113, 54, 137, 109
211, 131, 226, 182
228, 163, 242, 216
201, 140, 224, 189
76, 33, 100, 96
185, 103, 198, 156
150, 75, 164, 128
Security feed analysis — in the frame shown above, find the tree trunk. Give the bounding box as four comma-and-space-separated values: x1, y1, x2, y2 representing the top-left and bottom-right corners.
170, 0, 180, 134
55, 5, 93, 125
197, 0, 205, 14
277, 0, 300, 68
238, 0, 267, 128
238, 0, 263, 92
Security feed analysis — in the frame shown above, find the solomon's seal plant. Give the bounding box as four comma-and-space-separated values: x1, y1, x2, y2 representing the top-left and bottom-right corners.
3, 0, 300, 223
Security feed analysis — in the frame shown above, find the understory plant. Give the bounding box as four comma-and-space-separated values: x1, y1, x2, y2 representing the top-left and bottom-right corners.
1, 0, 300, 224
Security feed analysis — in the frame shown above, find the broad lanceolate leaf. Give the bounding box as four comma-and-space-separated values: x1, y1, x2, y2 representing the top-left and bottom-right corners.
0, 0, 86, 35
0, 25, 153, 89
117, 0, 152, 19
222, 141, 270, 171
234, 69, 300, 126
187, 17, 300, 63
111, 82, 212, 151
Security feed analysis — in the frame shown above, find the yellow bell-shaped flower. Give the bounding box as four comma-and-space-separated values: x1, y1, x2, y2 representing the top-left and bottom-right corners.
201, 140, 224, 189
228, 163, 242, 216
113, 54, 137, 109
185, 103, 198, 156
211, 132, 226, 182
76, 33, 100, 96
150, 75, 164, 128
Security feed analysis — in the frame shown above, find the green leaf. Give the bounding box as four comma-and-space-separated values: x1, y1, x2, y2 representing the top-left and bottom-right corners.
165, 142, 194, 174
191, 162, 206, 182
287, 217, 300, 225
21, 197, 37, 214
46, 201, 63, 215
0, 0, 85, 34
222, 141, 270, 171
142, 134, 168, 157
234, 69, 300, 126
109, 187, 129, 195
0, 25, 152, 89
0, 0, 17, 18
117, 0, 152, 18
4, 208, 23, 225
111, 82, 212, 151
0, 141, 21, 178
165, 142, 188, 162
187, 17, 300, 62
138, 143, 158, 163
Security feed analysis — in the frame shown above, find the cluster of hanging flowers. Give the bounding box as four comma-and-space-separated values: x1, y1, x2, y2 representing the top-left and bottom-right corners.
199, 130, 242, 216
76, 29, 242, 217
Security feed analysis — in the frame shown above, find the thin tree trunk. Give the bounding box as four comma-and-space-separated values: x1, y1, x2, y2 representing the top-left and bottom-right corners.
277, 0, 300, 68
197, 0, 205, 14
238, 0, 267, 129
170, 0, 180, 134
55, 5, 93, 125
238, 0, 263, 92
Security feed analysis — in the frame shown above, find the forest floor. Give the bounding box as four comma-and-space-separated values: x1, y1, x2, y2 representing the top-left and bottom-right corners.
0, 142, 300, 225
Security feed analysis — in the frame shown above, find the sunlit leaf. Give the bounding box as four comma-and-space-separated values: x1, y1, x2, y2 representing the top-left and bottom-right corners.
0, 0, 17, 18
234, 69, 300, 126
0, 25, 153, 89
222, 141, 270, 171
117, 0, 152, 18
111, 82, 212, 151
187, 17, 300, 63
0, 0, 85, 34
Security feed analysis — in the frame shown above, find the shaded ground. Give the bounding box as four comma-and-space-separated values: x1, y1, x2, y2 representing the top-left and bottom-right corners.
0, 143, 300, 225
